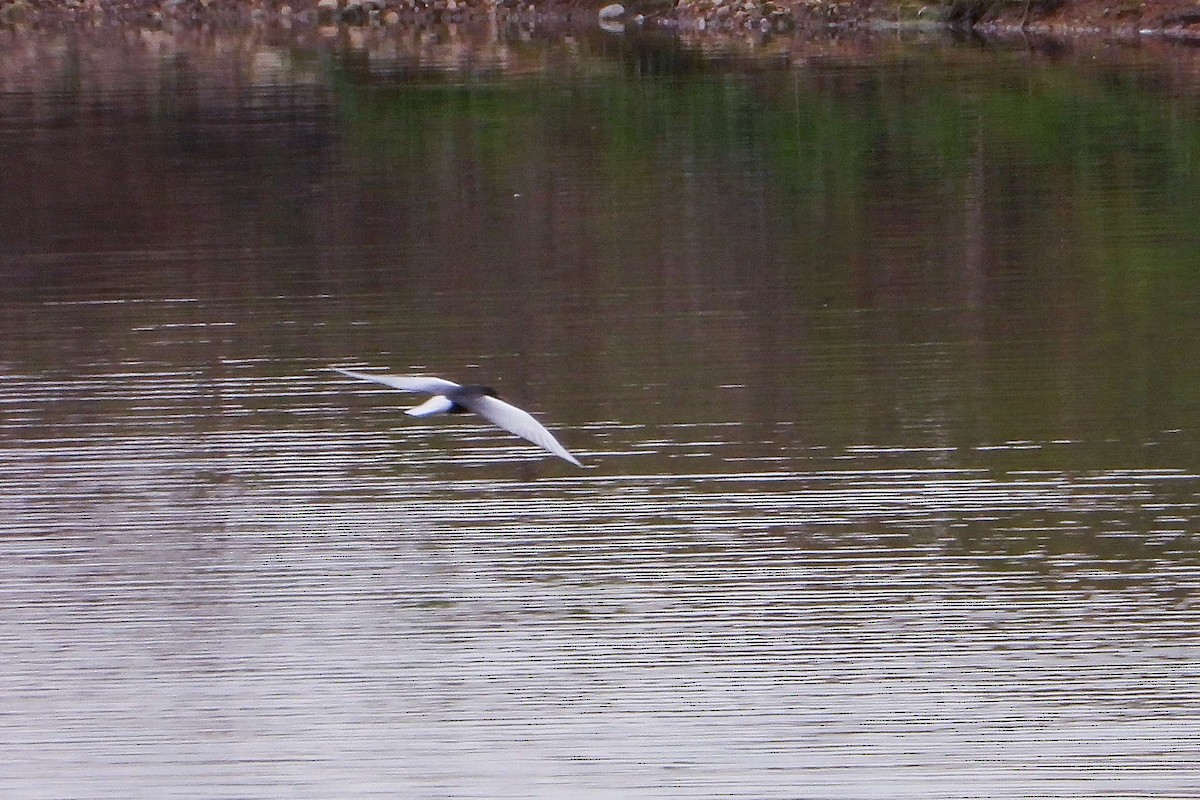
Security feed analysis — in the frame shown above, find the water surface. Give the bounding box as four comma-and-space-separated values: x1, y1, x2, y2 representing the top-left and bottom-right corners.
1, 25, 1199, 799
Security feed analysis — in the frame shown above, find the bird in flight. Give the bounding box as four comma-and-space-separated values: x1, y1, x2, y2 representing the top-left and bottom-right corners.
331, 367, 583, 467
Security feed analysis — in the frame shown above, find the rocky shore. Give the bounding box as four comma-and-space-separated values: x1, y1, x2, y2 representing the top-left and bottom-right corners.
2, 0, 1200, 39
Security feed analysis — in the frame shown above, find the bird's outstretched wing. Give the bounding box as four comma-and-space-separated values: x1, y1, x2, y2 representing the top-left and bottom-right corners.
405, 395, 456, 417
458, 394, 583, 467
332, 368, 461, 395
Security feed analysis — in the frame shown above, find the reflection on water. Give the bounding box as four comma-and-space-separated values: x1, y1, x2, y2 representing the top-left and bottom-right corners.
2, 25, 1199, 800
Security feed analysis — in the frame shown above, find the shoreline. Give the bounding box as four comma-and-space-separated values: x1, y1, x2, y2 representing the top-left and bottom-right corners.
2, 0, 1200, 42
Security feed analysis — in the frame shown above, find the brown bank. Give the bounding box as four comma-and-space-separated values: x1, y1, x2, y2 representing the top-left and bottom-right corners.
2, 0, 1199, 40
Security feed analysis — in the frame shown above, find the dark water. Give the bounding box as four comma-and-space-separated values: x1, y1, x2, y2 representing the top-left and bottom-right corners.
1, 25, 1199, 799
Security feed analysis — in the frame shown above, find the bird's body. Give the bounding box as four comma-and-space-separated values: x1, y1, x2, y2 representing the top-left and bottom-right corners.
332, 368, 582, 467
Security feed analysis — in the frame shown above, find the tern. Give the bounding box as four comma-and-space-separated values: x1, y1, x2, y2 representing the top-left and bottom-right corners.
332, 367, 583, 467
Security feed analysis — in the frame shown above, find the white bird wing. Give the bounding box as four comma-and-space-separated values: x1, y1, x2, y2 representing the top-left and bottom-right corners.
405, 395, 455, 417
458, 394, 583, 467
332, 368, 461, 395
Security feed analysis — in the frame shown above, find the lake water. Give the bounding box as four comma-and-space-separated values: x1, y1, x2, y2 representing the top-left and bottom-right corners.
1, 23, 1198, 799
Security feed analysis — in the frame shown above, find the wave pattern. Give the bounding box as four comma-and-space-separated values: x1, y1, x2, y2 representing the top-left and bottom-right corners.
2, 368, 1198, 799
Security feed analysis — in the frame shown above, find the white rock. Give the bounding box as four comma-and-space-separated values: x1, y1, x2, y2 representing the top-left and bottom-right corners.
598, 3, 625, 20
